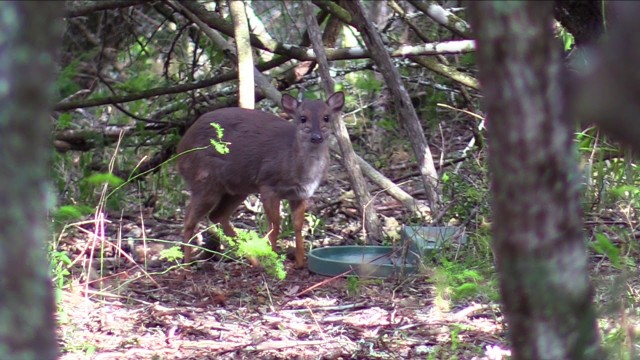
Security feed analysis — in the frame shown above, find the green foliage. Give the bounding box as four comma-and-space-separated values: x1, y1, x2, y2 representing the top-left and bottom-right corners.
159, 246, 184, 263
433, 257, 496, 303
303, 91, 321, 101
353, 70, 383, 93
575, 126, 638, 211
377, 117, 398, 131
557, 25, 576, 51
204, 43, 226, 67
441, 168, 489, 223
209, 122, 231, 154
128, 100, 149, 120
150, 162, 186, 218
57, 113, 73, 130
601, 326, 631, 360
49, 249, 72, 289
416, 89, 450, 130
449, 325, 462, 351
83, 173, 125, 187
235, 229, 286, 280
80, 172, 126, 210
457, 53, 476, 68
304, 213, 324, 238
52, 204, 93, 224
56, 59, 83, 99
116, 72, 160, 93
591, 233, 621, 269
610, 184, 640, 208
62, 340, 97, 358
346, 275, 360, 296
210, 226, 286, 280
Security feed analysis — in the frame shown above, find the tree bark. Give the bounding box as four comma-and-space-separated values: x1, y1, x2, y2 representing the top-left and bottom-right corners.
0, 1, 62, 358
302, 2, 383, 243
229, 0, 254, 109
469, 2, 601, 359
342, 0, 441, 216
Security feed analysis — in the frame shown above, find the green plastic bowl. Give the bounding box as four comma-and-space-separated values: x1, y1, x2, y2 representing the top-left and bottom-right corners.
308, 246, 420, 278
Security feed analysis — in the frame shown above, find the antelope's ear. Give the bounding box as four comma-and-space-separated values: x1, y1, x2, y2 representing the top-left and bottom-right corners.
327, 92, 345, 112
281, 94, 299, 115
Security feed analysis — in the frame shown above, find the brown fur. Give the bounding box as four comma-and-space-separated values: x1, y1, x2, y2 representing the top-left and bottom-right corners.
177, 92, 345, 267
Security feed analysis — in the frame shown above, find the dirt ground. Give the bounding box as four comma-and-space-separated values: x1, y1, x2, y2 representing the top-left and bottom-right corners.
58, 253, 507, 360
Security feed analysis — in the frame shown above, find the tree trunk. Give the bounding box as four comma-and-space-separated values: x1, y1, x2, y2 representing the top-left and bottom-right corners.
229, 0, 254, 109
0, 1, 62, 358
469, 2, 602, 359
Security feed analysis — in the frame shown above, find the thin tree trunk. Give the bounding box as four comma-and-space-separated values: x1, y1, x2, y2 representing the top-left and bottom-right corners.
342, 0, 441, 217
469, 2, 601, 359
302, 2, 383, 243
0, 1, 62, 358
229, 0, 254, 109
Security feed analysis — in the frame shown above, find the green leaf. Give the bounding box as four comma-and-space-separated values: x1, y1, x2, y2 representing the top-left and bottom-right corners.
83, 173, 125, 187
558, 27, 575, 51
611, 185, 640, 199
159, 246, 184, 262
377, 118, 397, 131
209, 122, 230, 155
55, 59, 82, 98
353, 70, 382, 92
53, 204, 93, 223
591, 233, 621, 269
57, 113, 73, 129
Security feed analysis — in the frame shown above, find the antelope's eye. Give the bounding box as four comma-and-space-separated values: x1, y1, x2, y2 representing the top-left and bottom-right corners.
300, 116, 307, 123
323, 115, 329, 122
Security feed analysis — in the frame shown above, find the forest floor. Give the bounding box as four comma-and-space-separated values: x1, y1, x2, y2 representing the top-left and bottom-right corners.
57, 256, 507, 360
57, 246, 507, 360
55, 161, 510, 359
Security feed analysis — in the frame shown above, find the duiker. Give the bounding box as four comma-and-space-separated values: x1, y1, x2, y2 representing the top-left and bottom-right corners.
177, 92, 345, 267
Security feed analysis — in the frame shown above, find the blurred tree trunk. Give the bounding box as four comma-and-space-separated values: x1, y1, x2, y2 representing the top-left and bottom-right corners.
468, 2, 602, 359
0, 1, 62, 359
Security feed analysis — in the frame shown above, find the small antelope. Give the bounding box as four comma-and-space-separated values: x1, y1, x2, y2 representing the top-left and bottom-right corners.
177, 92, 345, 268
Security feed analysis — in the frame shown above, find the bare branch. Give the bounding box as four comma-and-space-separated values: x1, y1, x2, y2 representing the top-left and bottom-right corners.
409, 56, 479, 90
181, 0, 472, 61
407, 0, 472, 39
65, 0, 148, 18
53, 57, 288, 111
302, 1, 383, 242
343, 0, 441, 215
